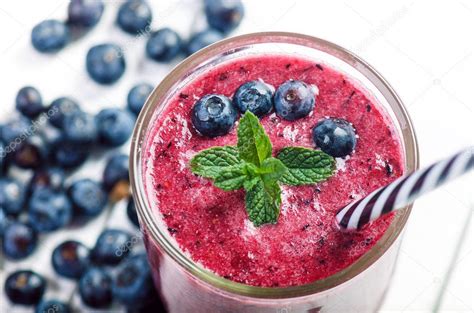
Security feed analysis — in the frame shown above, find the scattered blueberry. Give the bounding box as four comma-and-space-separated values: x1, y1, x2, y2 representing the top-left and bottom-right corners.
185, 29, 223, 56
68, 0, 104, 28
62, 111, 98, 144
0, 117, 31, 146
95, 108, 135, 147
79, 268, 113, 308
35, 300, 71, 313
0, 178, 26, 216
31, 20, 69, 53
12, 134, 49, 169
191, 94, 237, 137
127, 83, 153, 116
274, 80, 316, 121
91, 229, 133, 265
51, 136, 88, 169
204, 0, 244, 33
233, 80, 273, 117
15, 86, 44, 119
52, 240, 90, 279
29, 167, 65, 194
48, 97, 81, 129
112, 254, 155, 307
117, 0, 152, 34
103, 154, 129, 192
5, 270, 46, 306
0, 139, 8, 174
312, 118, 357, 158
68, 179, 107, 217
28, 187, 72, 232
2, 222, 38, 260
0, 208, 10, 238
146, 28, 182, 62
126, 197, 139, 228
86, 43, 126, 84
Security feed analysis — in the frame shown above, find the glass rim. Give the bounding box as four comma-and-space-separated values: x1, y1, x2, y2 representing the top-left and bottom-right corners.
129, 32, 419, 299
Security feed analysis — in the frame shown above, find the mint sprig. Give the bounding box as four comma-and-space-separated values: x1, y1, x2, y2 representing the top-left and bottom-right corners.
190, 111, 335, 226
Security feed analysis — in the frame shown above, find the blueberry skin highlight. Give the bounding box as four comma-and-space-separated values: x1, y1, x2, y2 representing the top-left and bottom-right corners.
0, 178, 26, 216
68, 179, 107, 217
52, 240, 90, 279
95, 108, 135, 147
146, 28, 182, 62
48, 97, 81, 129
191, 94, 237, 137
86, 43, 126, 85
312, 118, 357, 158
274, 80, 316, 121
2, 222, 38, 260
68, 0, 104, 28
28, 187, 72, 232
233, 80, 273, 117
204, 0, 244, 33
5, 270, 46, 305
127, 83, 153, 116
31, 20, 69, 53
117, 0, 152, 34
15, 86, 44, 119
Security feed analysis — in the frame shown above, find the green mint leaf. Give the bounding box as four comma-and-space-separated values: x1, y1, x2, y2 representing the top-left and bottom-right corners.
214, 164, 248, 191
190, 146, 242, 179
257, 157, 288, 183
237, 111, 272, 167
277, 147, 335, 186
245, 178, 281, 226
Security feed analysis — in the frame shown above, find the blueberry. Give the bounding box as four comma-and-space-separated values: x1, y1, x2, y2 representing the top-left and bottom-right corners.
35, 300, 71, 313
52, 240, 90, 279
233, 80, 273, 117
312, 118, 357, 158
103, 154, 129, 192
146, 28, 182, 62
29, 167, 65, 194
68, 0, 104, 28
5, 270, 46, 305
79, 268, 113, 308
96, 108, 135, 147
92, 229, 133, 265
274, 80, 316, 121
15, 86, 44, 119
51, 136, 88, 169
112, 254, 155, 307
0, 178, 26, 216
117, 0, 152, 34
204, 0, 244, 33
68, 179, 107, 217
48, 97, 81, 129
185, 30, 223, 56
0, 117, 31, 146
127, 83, 153, 116
31, 20, 69, 53
191, 94, 237, 137
63, 111, 98, 145
0, 139, 8, 174
12, 134, 49, 169
126, 197, 139, 228
2, 222, 38, 260
28, 187, 72, 232
0, 208, 10, 238
86, 44, 126, 84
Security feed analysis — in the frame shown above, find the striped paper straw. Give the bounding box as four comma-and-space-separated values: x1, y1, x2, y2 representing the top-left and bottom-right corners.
336, 147, 474, 230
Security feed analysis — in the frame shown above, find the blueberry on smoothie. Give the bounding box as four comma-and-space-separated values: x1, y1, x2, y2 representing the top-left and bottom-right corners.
31, 19, 69, 53
48, 97, 81, 129
28, 187, 72, 232
15, 86, 44, 119
35, 300, 71, 313
146, 28, 182, 62
95, 108, 135, 147
0, 178, 26, 216
52, 240, 90, 279
68, 0, 104, 28
274, 80, 315, 121
192, 94, 237, 137
5, 270, 46, 305
63, 111, 98, 145
312, 118, 357, 158
103, 154, 129, 192
79, 268, 113, 308
91, 229, 133, 265
204, 0, 244, 33
127, 83, 153, 116
86, 43, 126, 84
68, 179, 107, 217
117, 0, 152, 34
2, 222, 38, 259
185, 30, 223, 56
12, 134, 49, 169
233, 80, 273, 117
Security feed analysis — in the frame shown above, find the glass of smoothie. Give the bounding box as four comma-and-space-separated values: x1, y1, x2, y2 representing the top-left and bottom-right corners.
130, 32, 419, 313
